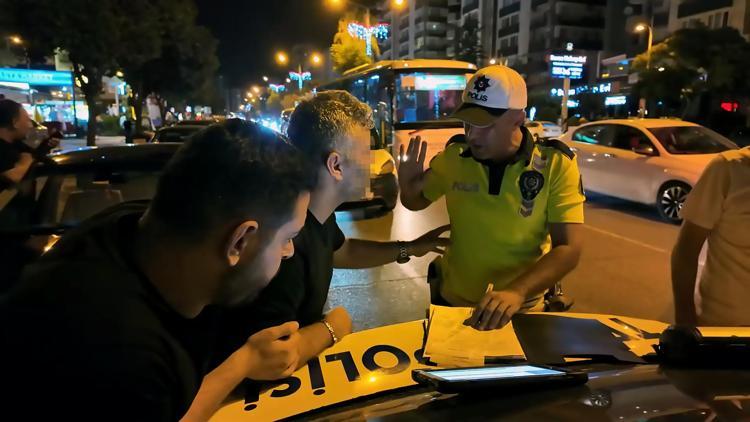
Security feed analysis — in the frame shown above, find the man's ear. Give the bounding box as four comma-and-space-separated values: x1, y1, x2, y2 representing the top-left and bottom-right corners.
325, 151, 344, 182
225, 220, 259, 266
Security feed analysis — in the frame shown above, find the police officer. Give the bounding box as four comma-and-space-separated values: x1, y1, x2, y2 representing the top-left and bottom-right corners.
398, 65, 585, 330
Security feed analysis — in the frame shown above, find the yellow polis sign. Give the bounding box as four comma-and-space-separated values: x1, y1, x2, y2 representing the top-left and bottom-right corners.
211, 320, 429, 421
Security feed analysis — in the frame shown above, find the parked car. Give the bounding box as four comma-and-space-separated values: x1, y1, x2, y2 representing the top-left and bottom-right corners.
526, 120, 563, 140
149, 125, 205, 143
559, 119, 739, 223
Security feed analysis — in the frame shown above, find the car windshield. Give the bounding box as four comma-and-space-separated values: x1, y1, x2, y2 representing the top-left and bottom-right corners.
647, 126, 738, 154
395, 72, 470, 123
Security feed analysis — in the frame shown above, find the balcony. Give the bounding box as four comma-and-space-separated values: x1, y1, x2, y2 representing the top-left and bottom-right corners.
530, 15, 548, 29
399, 30, 409, 42
498, 1, 521, 18
556, 14, 605, 28
498, 44, 519, 57
529, 38, 548, 52
399, 16, 409, 29
532, 0, 548, 9
497, 23, 520, 38
427, 22, 448, 36
677, 0, 732, 18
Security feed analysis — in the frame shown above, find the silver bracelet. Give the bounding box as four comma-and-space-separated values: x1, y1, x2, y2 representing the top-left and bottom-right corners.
322, 320, 339, 344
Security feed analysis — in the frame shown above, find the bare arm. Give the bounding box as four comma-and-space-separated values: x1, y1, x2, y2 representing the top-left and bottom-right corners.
0, 152, 33, 185
333, 225, 450, 269
467, 223, 583, 330
671, 221, 709, 326
398, 138, 434, 211
182, 322, 300, 421
296, 307, 352, 367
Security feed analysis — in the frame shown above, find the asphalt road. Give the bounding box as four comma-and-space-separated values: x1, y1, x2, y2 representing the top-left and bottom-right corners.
328, 193, 681, 331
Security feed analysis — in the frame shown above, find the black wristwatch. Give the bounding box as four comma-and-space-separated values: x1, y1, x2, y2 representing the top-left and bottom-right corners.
396, 241, 410, 264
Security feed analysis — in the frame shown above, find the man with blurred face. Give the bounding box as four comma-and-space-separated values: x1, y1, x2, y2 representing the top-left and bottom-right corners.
0, 121, 314, 420
399, 66, 585, 330
215, 91, 449, 369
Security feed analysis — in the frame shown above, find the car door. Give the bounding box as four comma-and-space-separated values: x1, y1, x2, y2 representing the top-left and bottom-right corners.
568, 124, 616, 194
597, 124, 662, 202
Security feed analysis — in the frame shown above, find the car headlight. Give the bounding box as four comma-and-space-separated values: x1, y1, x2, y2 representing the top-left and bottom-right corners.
379, 159, 395, 176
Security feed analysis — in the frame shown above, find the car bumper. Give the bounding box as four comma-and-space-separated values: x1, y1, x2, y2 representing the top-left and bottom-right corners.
337, 173, 398, 211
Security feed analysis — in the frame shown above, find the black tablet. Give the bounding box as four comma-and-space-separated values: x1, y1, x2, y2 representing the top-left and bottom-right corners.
412, 364, 588, 394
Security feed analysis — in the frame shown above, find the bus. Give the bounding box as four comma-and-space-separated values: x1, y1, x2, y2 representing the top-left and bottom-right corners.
318, 59, 477, 164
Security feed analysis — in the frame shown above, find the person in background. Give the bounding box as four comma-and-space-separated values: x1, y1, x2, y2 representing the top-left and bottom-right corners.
399, 65, 585, 330
123, 118, 134, 144
214, 91, 449, 370
1, 120, 314, 421
0, 99, 60, 193
672, 146, 750, 326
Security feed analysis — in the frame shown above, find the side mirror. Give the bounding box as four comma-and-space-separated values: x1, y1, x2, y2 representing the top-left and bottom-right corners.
633, 145, 656, 156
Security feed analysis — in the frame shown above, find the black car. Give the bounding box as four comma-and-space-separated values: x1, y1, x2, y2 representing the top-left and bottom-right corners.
150, 125, 206, 143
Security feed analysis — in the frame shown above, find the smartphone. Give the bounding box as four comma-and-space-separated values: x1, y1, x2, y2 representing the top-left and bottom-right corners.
412, 364, 588, 394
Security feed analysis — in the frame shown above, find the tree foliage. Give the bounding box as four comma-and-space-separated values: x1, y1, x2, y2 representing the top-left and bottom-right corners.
0, 0, 219, 143
457, 15, 481, 65
330, 17, 378, 74
632, 26, 750, 117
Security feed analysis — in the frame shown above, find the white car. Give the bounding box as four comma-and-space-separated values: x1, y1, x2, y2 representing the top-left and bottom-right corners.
526, 120, 563, 140
559, 119, 739, 223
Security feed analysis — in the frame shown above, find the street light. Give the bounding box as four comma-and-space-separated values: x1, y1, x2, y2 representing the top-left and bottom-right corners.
285, 77, 292, 83
262, 76, 269, 82
311, 53, 322, 66
9, 35, 22, 45
252, 86, 261, 94
634, 23, 653, 118
275, 51, 288, 65
489, 58, 497, 65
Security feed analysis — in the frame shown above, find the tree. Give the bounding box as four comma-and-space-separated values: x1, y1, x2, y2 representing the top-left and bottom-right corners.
119, 0, 219, 132
1, 0, 121, 145
330, 17, 378, 74
632, 26, 750, 121
457, 15, 481, 65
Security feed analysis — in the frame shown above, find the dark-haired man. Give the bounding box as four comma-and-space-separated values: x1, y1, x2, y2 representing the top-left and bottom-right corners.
0, 121, 313, 420
0, 99, 60, 193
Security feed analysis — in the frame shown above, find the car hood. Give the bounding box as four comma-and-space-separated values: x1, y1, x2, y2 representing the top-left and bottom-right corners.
304, 365, 750, 421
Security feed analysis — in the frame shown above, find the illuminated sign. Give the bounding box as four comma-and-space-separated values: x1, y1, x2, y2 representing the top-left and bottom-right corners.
720, 101, 739, 112
549, 54, 587, 80
550, 83, 612, 97
0, 68, 73, 86
414, 74, 467, 91
605, 95, 627, 106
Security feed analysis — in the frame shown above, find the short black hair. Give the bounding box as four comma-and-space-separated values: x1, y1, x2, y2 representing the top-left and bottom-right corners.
148, 119, 314, 239
0, 99, 23, 129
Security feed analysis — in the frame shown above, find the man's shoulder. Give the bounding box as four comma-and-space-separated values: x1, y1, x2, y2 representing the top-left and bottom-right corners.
536, 138, 576, 160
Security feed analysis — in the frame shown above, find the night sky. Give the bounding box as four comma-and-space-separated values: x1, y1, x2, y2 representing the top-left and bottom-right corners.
195, 0, 372, 89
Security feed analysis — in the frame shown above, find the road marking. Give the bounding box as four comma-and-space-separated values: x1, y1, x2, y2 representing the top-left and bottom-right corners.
582, 224, 669, 254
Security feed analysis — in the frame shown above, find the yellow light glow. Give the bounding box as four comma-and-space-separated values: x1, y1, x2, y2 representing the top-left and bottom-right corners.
276, 51, 288, 65
368, 376, 377, 383
634, 24, 647, 33
311, 53, 322, 65
262, 76, 269, 82
393, 0, 406, 8
489, 58, 497, 65
9, 35, 22, 45
252, 86, 260, 94
43, 235, 60, 254
115, 70, 124, 78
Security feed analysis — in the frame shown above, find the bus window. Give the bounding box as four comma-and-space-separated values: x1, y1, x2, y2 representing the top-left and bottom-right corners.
350, 78, 366, 103
396, 73, 469, 123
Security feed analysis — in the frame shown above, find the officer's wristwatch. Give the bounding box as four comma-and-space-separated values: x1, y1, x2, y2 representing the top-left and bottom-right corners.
396, 241, 411, 264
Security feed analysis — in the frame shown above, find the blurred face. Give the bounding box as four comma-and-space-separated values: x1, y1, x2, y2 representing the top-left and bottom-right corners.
464, 109, 526, 161
10, 108, 33, 142
215, 191, 310, 306
337, 125, 371, 201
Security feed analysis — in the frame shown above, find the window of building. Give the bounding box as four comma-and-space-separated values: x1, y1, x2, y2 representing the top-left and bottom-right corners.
723, 11, 729, 27
708, 14, 713, 28
510, 13, 519, 26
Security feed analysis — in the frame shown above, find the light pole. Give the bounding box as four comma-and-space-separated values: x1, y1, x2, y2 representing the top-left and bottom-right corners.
635, 23, 653, 118
276, 50, 322, 91
7, 35, 30, 69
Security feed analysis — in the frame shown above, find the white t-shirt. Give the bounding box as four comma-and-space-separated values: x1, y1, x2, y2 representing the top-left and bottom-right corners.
681, 147, 750, 326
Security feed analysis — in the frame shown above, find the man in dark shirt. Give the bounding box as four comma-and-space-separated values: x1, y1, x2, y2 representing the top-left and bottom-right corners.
0, 121, 314, 420
0, 99, 59, 193
216, 91, 449, 369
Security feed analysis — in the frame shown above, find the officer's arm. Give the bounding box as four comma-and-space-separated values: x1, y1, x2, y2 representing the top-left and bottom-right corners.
509, 223, 583, 297
671, 221, 709, 326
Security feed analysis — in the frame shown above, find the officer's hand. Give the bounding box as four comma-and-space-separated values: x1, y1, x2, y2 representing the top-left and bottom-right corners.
408, 224, 451, 257
241, 321, 300, 380
465, 289, 525, 330
397, 136, 428, 188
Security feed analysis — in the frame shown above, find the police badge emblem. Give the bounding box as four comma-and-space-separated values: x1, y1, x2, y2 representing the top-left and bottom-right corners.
518, 170, 545, 217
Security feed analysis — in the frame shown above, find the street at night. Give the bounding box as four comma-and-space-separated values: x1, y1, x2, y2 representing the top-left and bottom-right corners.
2, 0, 750, 420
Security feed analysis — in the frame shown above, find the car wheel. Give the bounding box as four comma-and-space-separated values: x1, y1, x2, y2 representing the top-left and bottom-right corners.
657, 182, 691, 224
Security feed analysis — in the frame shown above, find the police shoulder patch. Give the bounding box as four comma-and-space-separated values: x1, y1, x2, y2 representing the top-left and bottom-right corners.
538, 138, 575, 160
